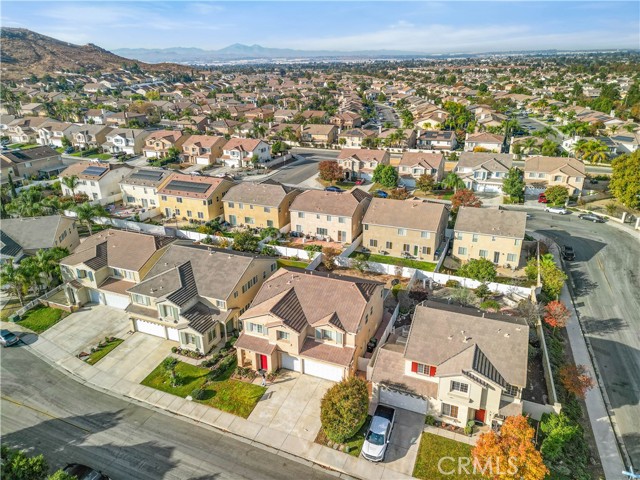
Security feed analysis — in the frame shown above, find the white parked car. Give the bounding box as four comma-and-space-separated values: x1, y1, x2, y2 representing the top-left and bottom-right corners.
362, 405, 395, 462
545, 206, 569, 215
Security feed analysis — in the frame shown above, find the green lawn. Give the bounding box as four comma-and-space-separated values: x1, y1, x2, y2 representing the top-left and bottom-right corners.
141, 357, 266, 418
86, 338, 124, 365
413, 433, 484, 480
315, 416, 371, 457
277, 259, 310, 269
87, 153, 112, 160
350, 252, 436, 272
17, 305, 67, 333
7, 143, 39, 150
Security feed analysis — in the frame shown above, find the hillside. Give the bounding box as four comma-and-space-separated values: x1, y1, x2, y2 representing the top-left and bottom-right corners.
0, 28, 192, 80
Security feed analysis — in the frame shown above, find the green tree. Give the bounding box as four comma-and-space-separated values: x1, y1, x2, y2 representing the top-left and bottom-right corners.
442, 172, 465, 192
526, 253, 567, 298
232, 230, 259, 252
415, 173, 436, 193
544, 185, 569, 206
378, 165, 399, 188
320, 377, 369, 443
457, 258, 497, 282
609, 151, 640, 208
62, 175, 79, 196
1, 445, 49, 480
540, 139, 560, 156
73, 202, 107, 236
502, 167, 525, 200
0, 262, 29, 305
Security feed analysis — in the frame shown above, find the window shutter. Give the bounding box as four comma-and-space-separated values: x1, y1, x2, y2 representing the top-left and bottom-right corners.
411, 362, 418, 373
430, 366, 437, 376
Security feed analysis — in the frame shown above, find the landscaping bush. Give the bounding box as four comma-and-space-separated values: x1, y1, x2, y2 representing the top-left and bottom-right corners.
445, 279, 460, 288
391, 283, 402, 299
303, 244, 322, 253
320, 377, 369, 443
458, 258, 497, 282
480, 300, 501, 311
171, 346, 178, 353
207, 355, 235, 381
191, 388, 207, 400
425, 415, 436, 426
474, 283, 492, 300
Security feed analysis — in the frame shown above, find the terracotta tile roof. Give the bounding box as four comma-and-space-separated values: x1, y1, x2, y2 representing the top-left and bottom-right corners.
454, 206, 526, 239
182, 134, 225, 149
457, 152, 513, 171
363, 197, 447, 231
466, 132, 505, 143
222, 181, 297, 207
337, 148, 388, 162
145, 129, 184, 142
222, 137, 263, 152
299, 338, 354, 367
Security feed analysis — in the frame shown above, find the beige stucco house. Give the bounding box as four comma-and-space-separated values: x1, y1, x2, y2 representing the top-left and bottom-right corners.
120, 167, 171, 211
524, 156, 585, 195
223, 180, 300, 229
336, 148, 390, 181
397, 152, 446, 188
464, 132, 505, 153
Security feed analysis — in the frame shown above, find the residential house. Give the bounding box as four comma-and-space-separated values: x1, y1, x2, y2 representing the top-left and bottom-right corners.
336, 148, 390, 181
60, 161, 133, 204
72, 125, 113, 151
0, 146, 66, 180
60, 229, 175, 309
290, 188, 372, 243
338, 128, 377, 148
414, 110, 449, 129
235, 268, 385, 380
181, 135, 227, 165
102, 128, 150, 155
464, 132, 505, 153
300, 124, 338, 145
524, 156, 585, 195
453, 207, 526, 267
220, 138, 271, 168
84, 109, 112, 125
142, 130, 188, 159
362, 198, 448, 262
397, 152, 445, 188
331, 112, 362, 129
377, 128, 417, 150
36, 121, 79, 148
416, 130, 457, 151
370, 302, 529, 427
120, 167, 172, 211
157, 173, 234, 222
223, 180, 301, 229
207, 119, 242, 136
105, 112, 148, 128
19, 103, 46, 117
0, 215, 79, 261
6, 117, 48, 144
127, 243, 277, 352
455, 152, 513, 193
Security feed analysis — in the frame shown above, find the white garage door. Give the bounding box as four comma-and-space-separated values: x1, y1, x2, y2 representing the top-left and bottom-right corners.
281, 353, 302, 372
379, 385, 427, 415
102, 291, 130, 309
303, 359, 344, 382
167, 328, 180, 342
135, 319, 167, 338
525, 185, 545, 195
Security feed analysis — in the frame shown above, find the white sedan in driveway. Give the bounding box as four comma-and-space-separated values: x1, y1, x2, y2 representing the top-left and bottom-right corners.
545, 206, 569, 215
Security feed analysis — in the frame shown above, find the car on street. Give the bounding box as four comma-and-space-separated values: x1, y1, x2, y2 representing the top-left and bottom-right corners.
538, 193, 548, 203
63, 464, 110, 480
354, 179, 365, 185
375, 189, 389, 198
562, 245, 575, 261
324, 186, 344, 193
545, 206, 569, 214
0, 329, 19, 347
362, 405, 395, 462
578, 213, 605, 223
589, 178, 599, 184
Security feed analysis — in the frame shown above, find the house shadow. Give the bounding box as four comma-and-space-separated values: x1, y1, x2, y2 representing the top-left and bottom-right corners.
15, 331, 39, 346
582, 317, 628, 336
1, 410, 180, 478
567, 268, 599, 297
534, 229, 607, 263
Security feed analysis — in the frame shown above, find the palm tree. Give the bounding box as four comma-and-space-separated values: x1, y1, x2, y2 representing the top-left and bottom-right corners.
62, 175, 79, 197
572, 139, 588, 160
609, 125, 618, 135
0, 262, 28, 305
33, 247, 69, 290
522, 137, 539, 155
583, 140, 609, 164
442, 172, 465, 192
74, 202, 107, 236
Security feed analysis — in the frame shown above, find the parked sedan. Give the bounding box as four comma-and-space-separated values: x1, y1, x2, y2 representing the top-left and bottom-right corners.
324, 186, 344, 193
578, 213, 605, 223
562, 245, 575, 261
545, 206, 569, 215
362, 405, 395, 462
63, 464, 110, 480
0, 329, 19, 347
538, 194, 548, 203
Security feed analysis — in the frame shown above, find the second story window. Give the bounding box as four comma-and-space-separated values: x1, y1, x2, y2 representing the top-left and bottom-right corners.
412, 362, 436, 376
132, 294, 150, 306
370, 239, 378, 247
472, 234, 478, 243
277, 330, 290, 341
315, 328, 343, 344
177, 197, 183, 203
505, 384, 520, 397
450, 381, 469, 394
397, 228, 407, 236
246, 322, 266, 335
297, 212, 304, 218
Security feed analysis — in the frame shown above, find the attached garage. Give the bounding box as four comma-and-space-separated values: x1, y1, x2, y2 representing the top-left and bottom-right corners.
281, 353, 302, 372
135, 319, 167, 338
167, 328, 180, 342
88, 289, 101, 304
379, 385, 428, 415
303, 358, 345, 382
102, 291, 130, 309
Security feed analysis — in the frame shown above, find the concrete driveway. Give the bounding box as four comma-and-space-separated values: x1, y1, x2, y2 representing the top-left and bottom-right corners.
384, 408, 424, 475
248, 372, 333, 441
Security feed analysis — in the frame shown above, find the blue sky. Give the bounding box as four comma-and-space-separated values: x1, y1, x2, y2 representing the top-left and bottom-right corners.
2, 1, 638, 53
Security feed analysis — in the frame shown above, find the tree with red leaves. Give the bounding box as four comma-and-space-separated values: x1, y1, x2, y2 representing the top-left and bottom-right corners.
318, 160, 343, 183
559, 364, 595, 399
451, 188, 482, 215
544, 300, 570, 335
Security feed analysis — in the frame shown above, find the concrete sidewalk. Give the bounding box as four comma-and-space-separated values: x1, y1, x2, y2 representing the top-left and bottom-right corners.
530, 235, 627, 479
3, 323, 414, 480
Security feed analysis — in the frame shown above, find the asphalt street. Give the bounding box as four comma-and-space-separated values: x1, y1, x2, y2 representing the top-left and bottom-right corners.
523, 209, 640, 467
374, 103, 400, 127
269, 152, 330, 186
0, 347, 335, 480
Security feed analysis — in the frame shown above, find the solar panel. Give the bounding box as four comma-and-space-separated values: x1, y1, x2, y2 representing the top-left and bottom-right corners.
130, 169, 164, 182
165, 180, 210, 194
83, 166, 108, 176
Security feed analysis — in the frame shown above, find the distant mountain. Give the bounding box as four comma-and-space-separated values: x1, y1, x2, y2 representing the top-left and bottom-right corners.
113, 43, 431, 63
0, 28, 192, 80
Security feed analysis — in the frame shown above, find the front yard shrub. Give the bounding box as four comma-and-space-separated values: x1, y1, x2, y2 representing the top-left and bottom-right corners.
480, 300, 501, 311
391, 282, 402, 299
474, 283, 492, 300
425, 415, 436, 426
457, 258, 497, 282
445, 280, 460, 288
191, 388, 206, 400
320, 377, 369, 443
303, 244, 322, 253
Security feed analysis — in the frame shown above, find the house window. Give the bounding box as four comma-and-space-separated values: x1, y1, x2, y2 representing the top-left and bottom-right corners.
507, 253, 517, 263
246, 322, 266, 335
472, 234, 478, 243
208, 199, 213, 205
87, 271, 94, 281
264, 207, 271, 213
76, 269, 86, 278
132, 294, 149, 306
505, 384, 520, 397
267, 220, 274, 227
457, 246, 467, 255
421, 231, 430, 239
277, 330, 290, 341
386, 241, 393, 249
514, 239, 521, 246
455, 233, 463, 240
364, 224, 369, 230
175, 208, 181, 216
297, 212, 304, 218
160, 304, 179, 321
315, 329, 343, 344
228, 202, 234, 208
208, 329, 215, 342
338, 217, 346, 224
215, 300, 225, 308
422, 246, 431, 255
442, 403, 459, 419
244, 217, 254, 225
414, 363, 436, 376
317, 227, 328, 236
528, 172, 535, 178
402, 244, 410, 252
177, 197, 183, 203
370, 239, 378, 247
187, 210, 192, 218
491, 236, 496, 242
295, 225, 302, 232
553, 175, 562, 182
398, 228, 407, 236
451, 381, 469, 394
197, 212, 204, 219
184, 333, 197, 345
479, 249, 488, 258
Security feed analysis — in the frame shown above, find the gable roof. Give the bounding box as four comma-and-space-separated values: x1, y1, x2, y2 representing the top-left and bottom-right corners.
457, 152, 513, 171
404, 303, 529, 387
121, 167, 172, 188
157, 173, 232, 199
363, 198, 447, 231
222, 137, 264, 152
466, 132, 505, 144
337, 148, 388, 162
398, 152, 444, 169
454, 207, 526, 239
524, 155, 585, 176
222, 181, 297, 207
1, 215, 74, 251
241, 268, 382, 334
1, 146, 60, 164
290, 188, 371, 217
60, 161, 131, 180
0, 230, 22, 258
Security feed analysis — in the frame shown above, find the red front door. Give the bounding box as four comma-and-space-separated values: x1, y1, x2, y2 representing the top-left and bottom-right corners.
475, 409, 486, 424
259, 354, 268, 370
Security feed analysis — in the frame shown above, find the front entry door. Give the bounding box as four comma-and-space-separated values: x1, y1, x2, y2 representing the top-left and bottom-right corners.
475, 409, 486, 424
493, 251, 500, 263
259, 354, 268, 370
